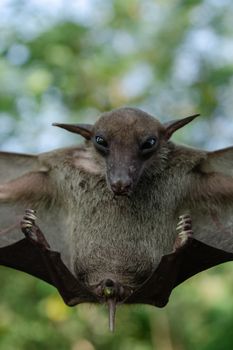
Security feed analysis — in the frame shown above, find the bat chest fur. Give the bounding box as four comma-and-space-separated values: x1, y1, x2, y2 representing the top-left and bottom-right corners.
65, 172, 182, 288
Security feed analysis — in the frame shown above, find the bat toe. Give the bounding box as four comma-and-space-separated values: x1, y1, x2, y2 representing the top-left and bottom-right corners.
174, 214, 193, 250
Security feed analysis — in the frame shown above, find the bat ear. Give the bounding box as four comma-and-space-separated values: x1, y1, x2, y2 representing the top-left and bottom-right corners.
164, 114, 200, 140
52, 123, 93, 140
199, 147, 233, 177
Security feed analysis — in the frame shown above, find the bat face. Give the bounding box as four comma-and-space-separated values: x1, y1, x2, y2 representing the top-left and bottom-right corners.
54, 107, 199, 196
92, 109, 166, 195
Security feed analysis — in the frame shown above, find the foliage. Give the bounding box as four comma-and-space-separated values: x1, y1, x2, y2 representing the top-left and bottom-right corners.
0, 0, 233, 349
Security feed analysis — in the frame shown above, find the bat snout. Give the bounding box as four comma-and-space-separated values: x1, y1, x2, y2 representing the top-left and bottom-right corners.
110, 177, 133, 195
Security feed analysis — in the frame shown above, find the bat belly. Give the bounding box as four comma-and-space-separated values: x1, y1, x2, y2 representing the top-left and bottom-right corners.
73, 235, 155, 287
70, 207, 176, 289
67, 178, 178, 290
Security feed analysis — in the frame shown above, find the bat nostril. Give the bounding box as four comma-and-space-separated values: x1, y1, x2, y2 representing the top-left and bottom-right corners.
110, 178, 132, 195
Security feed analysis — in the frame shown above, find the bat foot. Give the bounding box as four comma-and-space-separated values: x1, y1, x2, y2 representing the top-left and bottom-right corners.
21, 209, 50, 249
173, 214, 193, 251
21, 209, 37, 236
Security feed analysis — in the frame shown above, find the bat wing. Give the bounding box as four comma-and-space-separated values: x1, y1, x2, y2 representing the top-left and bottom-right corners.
0, 234, 97, 305
0, 148, 102, 305
0, 147, 100, 269
128, 146, 233, 307
0, 151, 71, 267
127, 238, 233, 307
183, 146, 233, 253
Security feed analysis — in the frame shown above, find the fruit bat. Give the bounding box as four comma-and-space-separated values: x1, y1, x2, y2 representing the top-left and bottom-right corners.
0, 107, 233, 331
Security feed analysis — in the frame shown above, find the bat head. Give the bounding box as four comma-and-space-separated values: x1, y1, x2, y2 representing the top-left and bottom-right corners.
53, 108, 199, 196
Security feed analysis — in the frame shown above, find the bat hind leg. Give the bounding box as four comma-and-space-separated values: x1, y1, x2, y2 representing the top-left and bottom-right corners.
21, 209, 50, 249
173, 214, 193, 251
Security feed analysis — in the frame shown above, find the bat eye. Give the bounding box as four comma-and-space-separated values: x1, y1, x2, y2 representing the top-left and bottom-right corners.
95, 136, 108, 149
141, 137, 157, 151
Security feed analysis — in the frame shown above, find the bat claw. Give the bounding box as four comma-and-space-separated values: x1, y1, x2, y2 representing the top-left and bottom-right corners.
173, 214, 193, 251
21, 209, 37, 236
24, 209, 37, 221
21, 219, 33, 230
20, 209, 50, 249
178, 214, 191, 220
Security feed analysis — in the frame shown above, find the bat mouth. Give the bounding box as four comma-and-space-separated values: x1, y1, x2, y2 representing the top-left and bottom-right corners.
112, 191, 132, 198
109, 185, 134, 197
91, 278, 134, 331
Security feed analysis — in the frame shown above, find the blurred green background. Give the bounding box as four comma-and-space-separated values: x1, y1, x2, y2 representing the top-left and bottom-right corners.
0, 0, 233, 349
